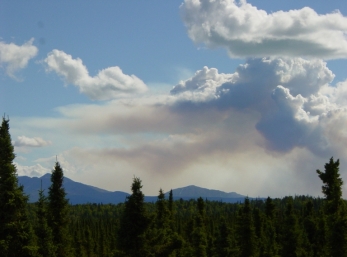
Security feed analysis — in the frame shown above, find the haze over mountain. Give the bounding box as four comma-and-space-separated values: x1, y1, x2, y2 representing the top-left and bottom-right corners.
18, 174, 249, 204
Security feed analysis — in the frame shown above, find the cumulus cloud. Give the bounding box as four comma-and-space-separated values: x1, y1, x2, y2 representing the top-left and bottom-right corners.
0, 38, 38, 78
170, 57, 347, 156
180, 0, 347, 59
15, 163, 49, 177
170, 66, 236, 102
13, 136, 51, 148
44, 49, 148, 100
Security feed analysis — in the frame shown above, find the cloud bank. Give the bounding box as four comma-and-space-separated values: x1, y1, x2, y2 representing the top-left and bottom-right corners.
16, 56, 347, 196
181, 0, 347, 59
44, 50, 148, 100
0, 38, 38, 78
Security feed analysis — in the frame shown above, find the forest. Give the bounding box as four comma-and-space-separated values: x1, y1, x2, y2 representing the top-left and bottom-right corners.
1, 115, 347, 257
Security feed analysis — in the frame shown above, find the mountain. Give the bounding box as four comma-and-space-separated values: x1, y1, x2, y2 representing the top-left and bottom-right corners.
18, 174, 129, 204
18, 174, 249, 204
162, 185, 247, 203
169, 185, 244, 198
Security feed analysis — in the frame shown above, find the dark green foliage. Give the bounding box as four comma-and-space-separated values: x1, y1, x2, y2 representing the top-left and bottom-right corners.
265, 197, 276, 219
330, 216, 347, 257
35, 186, 56, 257
48, 162, 72, 257
191, 197, 208, 257
317, 157, 347, 257
281, 198, 306, 257
237, 197, 258, 257
214, 218, 237, 257
147, 189, 183, 257
19, 189, 347, 257
117, 177, 151, 257
0, 117, 36, 257
317, 157, 345, 215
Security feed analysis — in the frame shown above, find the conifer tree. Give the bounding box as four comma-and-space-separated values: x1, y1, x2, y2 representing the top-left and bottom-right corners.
48, 161, 72, 257
315, 211, 328, 257
303, 200, 318, 257
281, 198, 305, 257
35, 184, 56, 257
0, 117, 36, 257
191, 197, 208, 257
117, 177, 151, 257
149, 189, 183, 257
317, 157, 347, 256
215, 217, 237, 257
263, 197, 279, 257
168, 189, 175, 230
317, 157, 345, 215
237, 197, 257, 257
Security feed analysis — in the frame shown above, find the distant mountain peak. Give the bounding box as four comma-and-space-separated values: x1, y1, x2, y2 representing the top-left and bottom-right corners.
40, 173, 51, 179
167, 185, 245, 199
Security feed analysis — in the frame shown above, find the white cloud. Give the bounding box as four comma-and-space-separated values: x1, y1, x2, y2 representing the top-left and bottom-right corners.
170, 57, 347, 156
171, 66, 236, 102
14, 136, 51, 147
15, 163, 49, 177
180, 0, 347, 59
44, 50, 148, 100
0, 38, 38, 78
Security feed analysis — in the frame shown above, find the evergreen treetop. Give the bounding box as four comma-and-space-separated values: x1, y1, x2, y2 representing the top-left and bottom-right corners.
48, 161, 71, 257
0, 117, 36, 257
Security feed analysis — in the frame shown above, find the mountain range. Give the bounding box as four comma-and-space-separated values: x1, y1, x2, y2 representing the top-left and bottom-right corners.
18, 174, 249, 204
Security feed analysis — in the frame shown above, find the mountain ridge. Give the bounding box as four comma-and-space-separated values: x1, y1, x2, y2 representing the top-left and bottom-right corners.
18, 173, 250, 204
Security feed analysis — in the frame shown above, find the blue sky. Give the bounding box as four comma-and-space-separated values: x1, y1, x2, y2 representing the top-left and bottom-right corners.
1, 0, 347, 197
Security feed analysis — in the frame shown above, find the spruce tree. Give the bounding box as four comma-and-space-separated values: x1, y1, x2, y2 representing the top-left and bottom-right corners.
35, 185, 56, 257
117, 177, 151, 257
237, 197, 257, 257
0, 117, 36, 257
281, 198, 305, 257
215, 217, 237, 257
48, 161, 71, 257
317, 157, 347, 256
191, 197, 208, 257
316, 157, 345, 215
148, 189, 183, 257
263, 197, 279, 257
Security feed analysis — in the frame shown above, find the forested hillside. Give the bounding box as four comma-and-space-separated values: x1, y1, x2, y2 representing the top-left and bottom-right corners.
2, 116, 347, 257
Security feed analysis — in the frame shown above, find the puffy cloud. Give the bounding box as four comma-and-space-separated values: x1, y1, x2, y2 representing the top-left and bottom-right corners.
44, 50, 148, 100
172, 57, 333, 107
171, 66, 236, 102
256, 86, 315, 152
15, 163, 49, 177
180, 0, 347, 59
171, 57, 347, 156
0, 38, 38, 78
14, 136, 51, 147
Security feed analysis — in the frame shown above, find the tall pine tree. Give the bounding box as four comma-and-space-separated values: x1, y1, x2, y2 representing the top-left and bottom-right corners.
317, 157, 345, 215
0, 117, 36, 257
117, 177, 151, 257
237, 197, 257, 257
48, 161, 72, 257
317, 157, 347, 257
35, 183, 56, 257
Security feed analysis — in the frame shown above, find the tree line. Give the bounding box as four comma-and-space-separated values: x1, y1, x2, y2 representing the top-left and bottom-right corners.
1, 116, 347, 257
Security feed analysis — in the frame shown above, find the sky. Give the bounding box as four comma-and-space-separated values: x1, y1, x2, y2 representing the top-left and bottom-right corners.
1, 0, 347, 198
